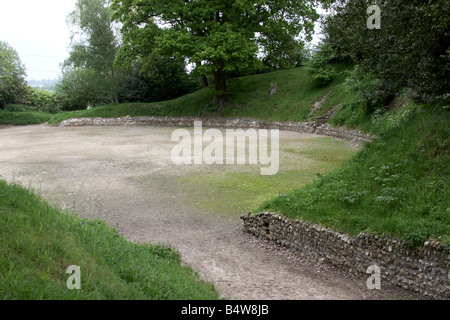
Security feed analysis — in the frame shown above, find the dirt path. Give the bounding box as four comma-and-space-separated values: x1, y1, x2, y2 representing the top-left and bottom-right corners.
0, 124, 419, 300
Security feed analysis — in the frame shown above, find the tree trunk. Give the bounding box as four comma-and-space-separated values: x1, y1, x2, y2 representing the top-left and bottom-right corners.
200, 74, 209, 88
213, 70, 227, 93
211, 67, 228, 108
110, 68, 119, 104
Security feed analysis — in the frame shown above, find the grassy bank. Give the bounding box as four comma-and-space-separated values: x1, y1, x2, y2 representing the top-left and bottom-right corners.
260, 103, 450, 248
2, 65, 355, 126
0, 180, 219, 299
45, 64, 355, 125
0, 109, 53, 125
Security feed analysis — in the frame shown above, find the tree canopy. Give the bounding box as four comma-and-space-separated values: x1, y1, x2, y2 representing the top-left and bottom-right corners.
0, 41, 28, 108
112, 0, 329, 105
64, 0, 120, 104
323, 0, 450, 104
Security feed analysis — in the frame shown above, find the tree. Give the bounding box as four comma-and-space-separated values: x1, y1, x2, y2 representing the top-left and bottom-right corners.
0, 41, 28, 109
56, 68, 107, 110
64, 0, 120, 104
112, 0, 329, 106
323, 0, 450, 104
117, 54, 198, 103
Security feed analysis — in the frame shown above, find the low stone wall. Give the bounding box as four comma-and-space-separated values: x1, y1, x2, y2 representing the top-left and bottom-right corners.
315, 124, 373, 143
58, 116, 373, 143
241, 212, 449, 299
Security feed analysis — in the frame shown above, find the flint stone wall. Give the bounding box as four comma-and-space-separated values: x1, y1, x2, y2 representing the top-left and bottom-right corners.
58, 116, 373, 143
241, 212, 449, 299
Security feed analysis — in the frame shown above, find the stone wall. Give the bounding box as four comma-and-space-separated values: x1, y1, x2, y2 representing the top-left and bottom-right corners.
241, 212, 449, 299
58, 116, 373, 143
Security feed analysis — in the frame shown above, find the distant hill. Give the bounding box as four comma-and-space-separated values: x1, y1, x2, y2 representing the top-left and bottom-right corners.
28, 78, 58, 91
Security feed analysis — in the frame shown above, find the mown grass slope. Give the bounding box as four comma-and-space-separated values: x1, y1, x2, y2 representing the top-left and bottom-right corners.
0, 180, 219, 300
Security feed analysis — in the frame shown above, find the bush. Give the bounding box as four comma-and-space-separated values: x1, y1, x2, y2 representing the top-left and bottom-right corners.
305, 42, 337, 86
5, 104, 30, 112
56, 68, 108, 111
344, 66, 397, 112
117, 55, 199, 104
324, 0, 450, 104
27, 88, 60, 114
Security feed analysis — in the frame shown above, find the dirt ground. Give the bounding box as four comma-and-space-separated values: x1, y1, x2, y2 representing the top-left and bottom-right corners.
0, 124, 422, 300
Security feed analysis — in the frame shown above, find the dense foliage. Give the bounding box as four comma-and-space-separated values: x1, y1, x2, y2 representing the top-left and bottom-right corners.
323, 0, 450, 105
305, 42, 337, 86
117, 54, 198, 103
0, 41, 28, 109
62, 0, 120, 107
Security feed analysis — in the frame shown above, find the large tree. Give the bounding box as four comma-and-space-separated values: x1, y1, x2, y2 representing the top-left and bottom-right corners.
0, 41, 28, 109
112, 0, 328, 105
64, 0, 120, 104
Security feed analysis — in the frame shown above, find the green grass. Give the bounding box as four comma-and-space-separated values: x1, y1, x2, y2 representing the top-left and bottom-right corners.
0, 180, 219, 300
0, 65, 354, 126
259, 104, 450, 248
175, 136, 357, 216
0, 109, 53, 125
46, 64, 357, 125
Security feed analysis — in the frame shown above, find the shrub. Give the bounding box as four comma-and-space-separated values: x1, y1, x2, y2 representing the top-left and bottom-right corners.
305, 42, 337, 86
343, 65, 397, 113
27, 88, 60, 114
56, 68, 108, 111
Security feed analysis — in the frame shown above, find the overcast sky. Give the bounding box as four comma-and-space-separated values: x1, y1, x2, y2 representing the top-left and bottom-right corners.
0, 0, 76, 81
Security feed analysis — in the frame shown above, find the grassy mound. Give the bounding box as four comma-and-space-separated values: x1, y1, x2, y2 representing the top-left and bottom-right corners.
0, 180, 219, 300
47, 64, 356, 125
260, 104, 450, 248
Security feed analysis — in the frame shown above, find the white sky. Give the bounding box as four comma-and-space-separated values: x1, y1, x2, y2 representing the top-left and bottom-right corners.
0, 0, 77, 81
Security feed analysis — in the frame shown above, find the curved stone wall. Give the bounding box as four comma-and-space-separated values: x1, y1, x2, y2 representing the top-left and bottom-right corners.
58, 116, 374, 143
241, 212, 449, 299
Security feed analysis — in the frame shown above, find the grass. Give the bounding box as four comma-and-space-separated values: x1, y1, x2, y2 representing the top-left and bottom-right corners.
174, 136, 357, 216
0, 179, 219, 300
0, 109, 53, 125
259, 103, 450, 248
2, 65, 357, 126
42, 64, 357, 125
